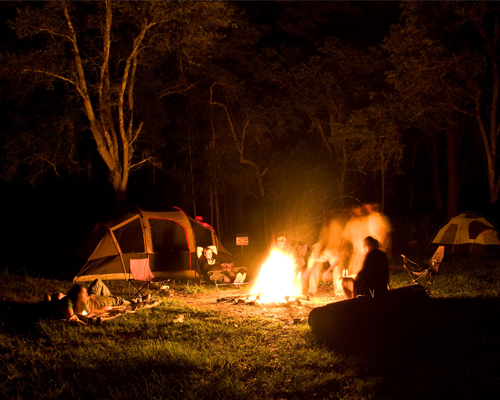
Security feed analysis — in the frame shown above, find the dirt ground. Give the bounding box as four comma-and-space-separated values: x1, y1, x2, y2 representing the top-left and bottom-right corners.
171, 285, 345, 324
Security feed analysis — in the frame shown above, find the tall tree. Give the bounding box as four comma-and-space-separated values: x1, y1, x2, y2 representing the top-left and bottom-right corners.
347, 95, 405, 212
384, 1, 500, 211
162, 4, 268, 236
209, 81, 275, 239
286, 38, 383, 205
8, 0, 233, 207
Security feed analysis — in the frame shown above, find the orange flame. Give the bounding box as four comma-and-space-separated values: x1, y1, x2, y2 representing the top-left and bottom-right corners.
250, 248, 302, 303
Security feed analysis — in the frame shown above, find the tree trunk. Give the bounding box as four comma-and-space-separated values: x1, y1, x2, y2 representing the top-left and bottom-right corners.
429, 133, 443, 214
380, 148, 385, 213
239, 180, 244, 233
188, 126, 197, 217
112, 171, 128, 214
210, 183, 214, 227
338, 137, 347, 200
211, 117, 221, 236
215, 184, 220, 237
223, 188, 228, 242
446, 110, 458, 217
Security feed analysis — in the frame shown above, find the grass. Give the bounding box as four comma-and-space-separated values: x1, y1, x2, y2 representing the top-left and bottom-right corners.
1, 256, 500, 400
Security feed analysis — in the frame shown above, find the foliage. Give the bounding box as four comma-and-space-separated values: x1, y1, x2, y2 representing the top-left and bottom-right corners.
3, 1, 500, 260
263, 144, 339, 246
383, 1, 500, 205
5, 0, 235, 205
285, 38, 388, 204
345, 94, 405, 211
0, 88, 85, 184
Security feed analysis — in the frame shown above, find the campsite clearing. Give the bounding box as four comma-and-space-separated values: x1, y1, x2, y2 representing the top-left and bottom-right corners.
172, 284, 340, 323
2, 263, 500, 400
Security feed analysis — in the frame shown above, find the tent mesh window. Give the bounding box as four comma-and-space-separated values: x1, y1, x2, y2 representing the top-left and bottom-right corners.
149, 219, 189, 252
441, 224, 458, 244
190, 222, 213, 248
468, 221, 490, 240
113, 219, 145, 253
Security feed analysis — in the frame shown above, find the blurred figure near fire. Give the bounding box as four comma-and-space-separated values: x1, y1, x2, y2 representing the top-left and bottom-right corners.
303, 212, 347, 295
341, 204, 392, 275
276, 235, 288, 251
303, 204, 391, 296
339, 236, 389, 299
276, 236, 309, 270
366, 203, 392, 256
303, 244, 338, 295
275, 236, 309, 288
342, 205, 371, 276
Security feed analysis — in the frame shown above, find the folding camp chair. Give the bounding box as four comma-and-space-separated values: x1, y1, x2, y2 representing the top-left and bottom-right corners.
129, 259, 170, 300
401, 246, 444, 285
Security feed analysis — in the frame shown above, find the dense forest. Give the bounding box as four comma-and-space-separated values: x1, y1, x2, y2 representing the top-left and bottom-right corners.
1, 1, 499, 277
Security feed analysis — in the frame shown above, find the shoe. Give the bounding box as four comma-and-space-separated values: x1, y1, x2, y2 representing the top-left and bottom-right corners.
234, 273, 243, 284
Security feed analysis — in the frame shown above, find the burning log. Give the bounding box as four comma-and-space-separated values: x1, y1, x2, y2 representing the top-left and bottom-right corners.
215, 292, 312, 307
216, 294, 248, 303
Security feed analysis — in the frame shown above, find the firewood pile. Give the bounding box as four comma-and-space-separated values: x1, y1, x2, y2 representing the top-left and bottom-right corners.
216, 293, 311, 307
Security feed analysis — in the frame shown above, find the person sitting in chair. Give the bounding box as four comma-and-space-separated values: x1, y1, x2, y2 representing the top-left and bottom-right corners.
199, 247, 221, 272
339, 236, 389, 299
198, 247, 227, 281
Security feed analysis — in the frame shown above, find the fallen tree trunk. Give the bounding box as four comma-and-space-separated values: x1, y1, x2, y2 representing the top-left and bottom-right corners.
308, 285, 427, 353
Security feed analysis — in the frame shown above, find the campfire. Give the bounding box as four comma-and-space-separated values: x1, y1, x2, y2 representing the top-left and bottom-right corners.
251, 248, 303, 303
218, 247, 308, 307
217, 203, 392, 307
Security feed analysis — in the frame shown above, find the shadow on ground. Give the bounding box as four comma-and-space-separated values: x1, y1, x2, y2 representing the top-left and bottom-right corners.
0, 299, 61, 334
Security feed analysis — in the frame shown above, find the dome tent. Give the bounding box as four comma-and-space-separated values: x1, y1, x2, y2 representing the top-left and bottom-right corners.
74, 206, 234, 282
426, 212, 500, 256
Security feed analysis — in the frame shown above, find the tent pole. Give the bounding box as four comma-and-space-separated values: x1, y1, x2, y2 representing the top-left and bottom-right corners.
105, 224, 128, 280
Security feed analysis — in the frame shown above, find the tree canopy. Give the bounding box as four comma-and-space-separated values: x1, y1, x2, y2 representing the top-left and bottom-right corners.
1, 0, 499, 247
6, 0, 235, 206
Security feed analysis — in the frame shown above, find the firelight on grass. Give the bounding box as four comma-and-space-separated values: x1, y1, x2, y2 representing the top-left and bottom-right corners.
251, 248, 302, 303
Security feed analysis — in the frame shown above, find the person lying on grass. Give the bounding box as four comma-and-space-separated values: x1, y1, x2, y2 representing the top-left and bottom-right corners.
41, 279, 146, 322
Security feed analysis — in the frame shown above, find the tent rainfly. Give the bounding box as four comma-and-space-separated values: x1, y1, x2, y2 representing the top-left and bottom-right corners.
426, 212, 500, 256
74, 206, 234, 282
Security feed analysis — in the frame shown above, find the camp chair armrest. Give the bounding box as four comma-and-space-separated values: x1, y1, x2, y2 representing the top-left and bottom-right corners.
401, 254, 419, 267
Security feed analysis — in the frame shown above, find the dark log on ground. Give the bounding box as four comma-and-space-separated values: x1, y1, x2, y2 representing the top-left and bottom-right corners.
308, 284, 500, 360
308, 285, 427, 354
309, 285, 500, 399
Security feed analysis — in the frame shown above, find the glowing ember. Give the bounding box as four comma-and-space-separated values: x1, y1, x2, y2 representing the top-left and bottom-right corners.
250, 248, 302, 304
